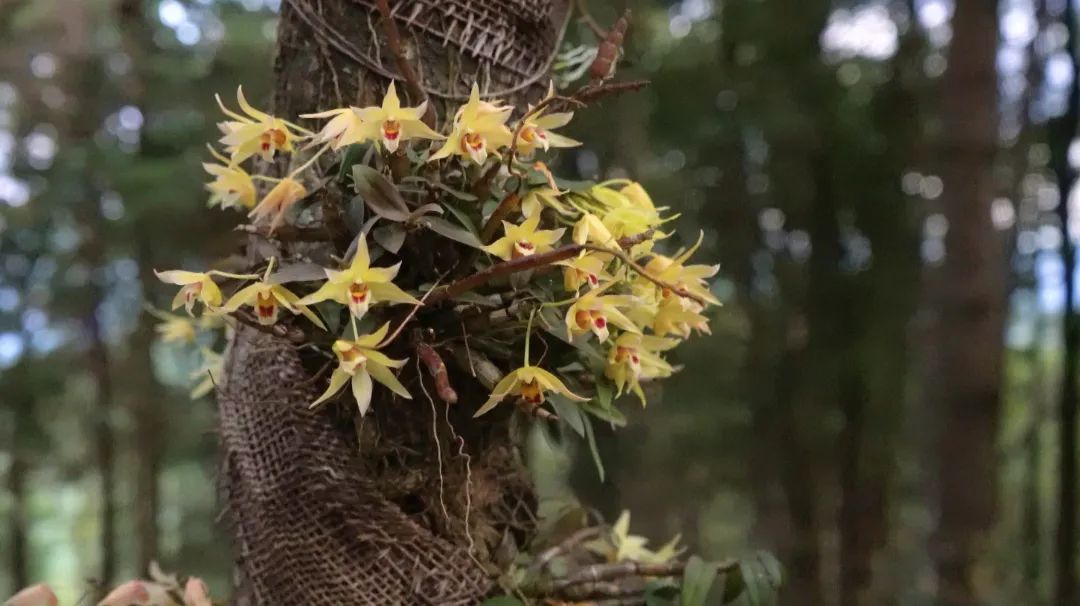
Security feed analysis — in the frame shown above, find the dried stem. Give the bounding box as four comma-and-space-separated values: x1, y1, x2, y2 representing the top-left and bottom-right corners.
479, 192, 521, 243
429, 229, 655, 305
374, 0, 435, 127
416, 342, 458, 404
528, 526, 602, 575
582, 243, 709, 307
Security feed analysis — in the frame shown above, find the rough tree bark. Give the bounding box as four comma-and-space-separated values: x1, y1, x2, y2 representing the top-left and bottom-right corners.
931, 1, 1005, 604
218, 2, 569, 604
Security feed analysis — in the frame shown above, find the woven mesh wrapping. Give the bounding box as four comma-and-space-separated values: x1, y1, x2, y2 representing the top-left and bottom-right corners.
219, 327, 495, 605
219, 2, 568, 603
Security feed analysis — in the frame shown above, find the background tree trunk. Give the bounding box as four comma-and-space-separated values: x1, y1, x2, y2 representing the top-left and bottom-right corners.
931, 1, 1005, 604
1051, 3, 1080, 604
218, 1, 569, 603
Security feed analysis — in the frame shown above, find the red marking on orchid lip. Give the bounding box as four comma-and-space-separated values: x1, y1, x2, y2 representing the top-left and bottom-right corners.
594, 315, 607, 329
382, 120, 401, 140
588, 273, 599, 286
257, 304, 274, 318
631, 354, 640, 364
461, 132, 484, 153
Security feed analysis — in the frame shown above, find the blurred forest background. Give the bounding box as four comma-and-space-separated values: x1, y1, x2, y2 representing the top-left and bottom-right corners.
1, 0, 1078, 604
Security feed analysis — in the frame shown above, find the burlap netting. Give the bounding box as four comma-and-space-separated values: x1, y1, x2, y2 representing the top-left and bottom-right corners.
218, 327, 499, 605
219, 1, 570, 603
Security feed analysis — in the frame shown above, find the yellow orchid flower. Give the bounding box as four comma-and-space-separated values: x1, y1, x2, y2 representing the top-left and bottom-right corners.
484, 213, 566, 261
248, 177, 306, 233
572, 212, 616, 246
474, 364, 587, 417
300, 106, 366, 150
154, 268, 258, 315
216, 85, 308, 163
520, 187, 574, 219
298, 233, 420, 319
557, 251, 612, 292
147, 308, 197, 344
429, 84, 513, 165
586, 511, 682, 564
155, 270, 223, 314
475, 310, 587, 417
309, 323, 411, 414
190, 347, 224, 399
652, 296, 712, 338
515, 84, 581, 155
354, 81, 443, 152
203, 147, 256, 210
222, 258, 326, 329
605, 333, 677, 405
640, 232, 720, 306
564, 285, 640, 343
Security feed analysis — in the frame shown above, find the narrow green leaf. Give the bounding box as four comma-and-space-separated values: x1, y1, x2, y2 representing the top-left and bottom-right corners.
267, 262, 329, 284
582, 414, 605, 482
549, 394, 586, 437
680, 555, 719, 606
423, 217, 486, 249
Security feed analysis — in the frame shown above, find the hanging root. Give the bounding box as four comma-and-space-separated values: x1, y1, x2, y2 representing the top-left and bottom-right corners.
416, 342, 459, 404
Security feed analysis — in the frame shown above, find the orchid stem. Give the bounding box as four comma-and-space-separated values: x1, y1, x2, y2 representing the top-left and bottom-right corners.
524, 308, 537, 366
288, 143, 331, 179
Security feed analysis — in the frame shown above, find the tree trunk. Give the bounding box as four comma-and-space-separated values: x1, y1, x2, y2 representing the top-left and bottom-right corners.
7, 424, 29, 591
1051, 3, 1080, 603
218, 2, 568, 603
931, 1, 1005, 604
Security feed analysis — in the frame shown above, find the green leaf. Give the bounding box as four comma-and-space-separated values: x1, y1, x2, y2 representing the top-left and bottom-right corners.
680, 556, 719, 606
352, 165, 410, 222
721, 552, 783, 605
423, 217, 486, 250
336, 143, 369, 182
267, 262, 329, 284
582, 414, 605, 482
373, 224, 406, 254
549, 394, 586, 437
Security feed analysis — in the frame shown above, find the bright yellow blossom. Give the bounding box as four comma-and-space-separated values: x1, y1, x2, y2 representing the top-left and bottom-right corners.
356, 81, 443, 152
652, 296, 712, 338
605, 333, 676, 405
248, 177, 307, 233
155, 270, 223, 314
557, 251, 612, 291
300, 106, 366, 150
309, 323, 411, 414
222, 259, 326, 329
475, 364, 586, 417
154, 269, 257, 315
203, 148, 256, 210
148, 308, 197, 344
572, 212, 615, 246
586, 510, 682, 564
520, 187, 574, 219
515, 85, 580, 155
484, 214, 565, 261
564, 285, 639, 343
298, 233, 419, 319
640, 232, 720, 306
429, 84, 512, 164
216, 86, 308, 163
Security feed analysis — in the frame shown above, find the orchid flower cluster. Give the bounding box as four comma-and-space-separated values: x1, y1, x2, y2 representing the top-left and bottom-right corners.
154, 80, 718, 425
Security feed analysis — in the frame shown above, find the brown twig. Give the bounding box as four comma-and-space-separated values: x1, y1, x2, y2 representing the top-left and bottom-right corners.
581, 242, 709, 307
527, 557, 739, 600
232, 309, 307, 344
479, 192, 522, 243
374, 0, 435, 127
416, 342, 458, 404
574, 0, 608, 39
470, 160, 504, 201
378, 276, 444, 347
529, 527, 603, 575
430, 229, 655, 305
